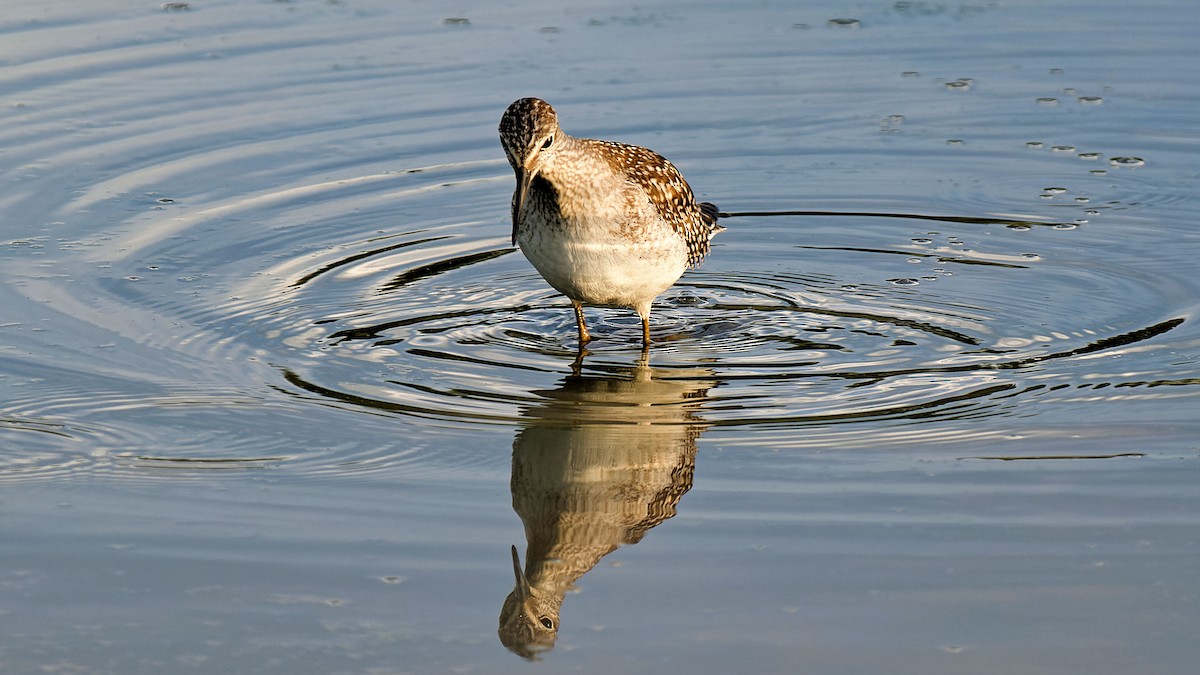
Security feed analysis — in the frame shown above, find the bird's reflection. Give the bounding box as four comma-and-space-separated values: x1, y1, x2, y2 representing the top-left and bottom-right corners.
498, 356, 714, 658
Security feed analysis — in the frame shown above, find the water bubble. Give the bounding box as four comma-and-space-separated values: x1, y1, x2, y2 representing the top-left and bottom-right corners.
946, 139, 965, 145
441, 17, 470, 25
1051, 145, 1075, 153
1036, 97, 1058, 106
1085, 209, 1100, 215
1025, 141, 1044, 149
1063, 87, 1077, 96
1078, 95, 1103, 105
880, 115, 905, 132
828, 18, 861, 28
1073, 218, 1089, 225
1077, 152, 1102, 160
901, 71, 920, 77
1043, 187, 1068, 194
911, 237, 933, 245
1089, 169, 1108, 176
126, 276, 141, 281
1039, 193, 1055, 199
1049, 68, 1065, 75
945, 79, 972, 91
906, 257, 922, 264
1008, 224, 1031, 231
1109, 156, 1145, 167
888, 278, 920, 286
1074, 196, 1089, 203
156, 197, 175, 204
538, 26, 561, 33
1020, 253, 1041, 260
161, 2, 191, 10
792, 23, 811, 29
1053, 222, 1078, 230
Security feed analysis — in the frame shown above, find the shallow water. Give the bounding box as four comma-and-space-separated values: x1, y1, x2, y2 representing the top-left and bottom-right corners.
2, 0, 1198, 672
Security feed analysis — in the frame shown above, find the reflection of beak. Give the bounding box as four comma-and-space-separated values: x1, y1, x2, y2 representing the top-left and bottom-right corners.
511, 164, 535, 247
510, 544, 531, 600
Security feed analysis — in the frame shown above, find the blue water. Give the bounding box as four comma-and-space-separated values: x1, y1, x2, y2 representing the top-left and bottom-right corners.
2, 1, 1198, 672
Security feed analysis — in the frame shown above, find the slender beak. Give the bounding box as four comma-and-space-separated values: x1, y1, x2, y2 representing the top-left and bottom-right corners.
512, 164, 535, 247
510, 544, 531, 600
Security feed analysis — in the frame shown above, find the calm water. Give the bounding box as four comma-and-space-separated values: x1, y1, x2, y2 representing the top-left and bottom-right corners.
2, 0, 1198, 672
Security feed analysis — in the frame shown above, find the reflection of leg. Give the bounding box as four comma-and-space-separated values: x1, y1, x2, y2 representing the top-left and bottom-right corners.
570, 345, 589, 376
572, 300, 591, 344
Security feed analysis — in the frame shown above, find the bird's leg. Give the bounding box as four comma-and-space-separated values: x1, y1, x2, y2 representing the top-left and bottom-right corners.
638, 305, 652, 346
572, 301, 591, 345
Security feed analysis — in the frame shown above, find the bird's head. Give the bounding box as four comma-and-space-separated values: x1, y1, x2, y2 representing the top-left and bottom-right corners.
499, 98, 561, 245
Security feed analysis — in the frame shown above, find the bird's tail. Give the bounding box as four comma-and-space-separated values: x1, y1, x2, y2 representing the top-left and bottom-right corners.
699, 202, 725, 235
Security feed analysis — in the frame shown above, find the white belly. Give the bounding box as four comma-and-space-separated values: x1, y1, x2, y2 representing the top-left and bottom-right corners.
517, 216, 688, 310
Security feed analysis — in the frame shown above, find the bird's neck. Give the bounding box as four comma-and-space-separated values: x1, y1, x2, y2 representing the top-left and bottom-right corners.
534, 138, 629, 222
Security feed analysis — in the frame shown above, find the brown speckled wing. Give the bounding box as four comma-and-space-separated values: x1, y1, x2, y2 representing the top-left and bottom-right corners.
587, 139, 719, 267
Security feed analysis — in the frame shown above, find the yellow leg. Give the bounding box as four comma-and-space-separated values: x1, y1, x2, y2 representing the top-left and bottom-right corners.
572, 301, 591, 344
639, 308, 652, 346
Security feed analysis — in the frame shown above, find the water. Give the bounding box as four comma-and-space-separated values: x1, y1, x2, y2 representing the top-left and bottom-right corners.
2, 0, 1198, 672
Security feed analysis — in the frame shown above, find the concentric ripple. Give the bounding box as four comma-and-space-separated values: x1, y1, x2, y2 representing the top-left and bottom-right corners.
178, 173, 1193, 434
4, 125, 1196, 480
1, 0, 1197, 484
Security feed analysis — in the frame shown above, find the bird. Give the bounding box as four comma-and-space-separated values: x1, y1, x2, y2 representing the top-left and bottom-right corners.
499, 97, 723, 346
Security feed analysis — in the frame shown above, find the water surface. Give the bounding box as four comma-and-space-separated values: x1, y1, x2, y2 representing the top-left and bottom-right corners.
2, 1, 1198, 673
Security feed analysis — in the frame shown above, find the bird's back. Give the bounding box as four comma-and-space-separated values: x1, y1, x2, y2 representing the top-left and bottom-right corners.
582, 138, 722, 267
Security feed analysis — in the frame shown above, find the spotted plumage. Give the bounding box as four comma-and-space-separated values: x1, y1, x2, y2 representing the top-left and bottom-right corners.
499, 97, 723, 346
586, 139, 720, 267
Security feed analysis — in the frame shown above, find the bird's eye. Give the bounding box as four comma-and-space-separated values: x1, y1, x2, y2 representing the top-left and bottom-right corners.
541, 135, 554, 150
539, 617, 554, 629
